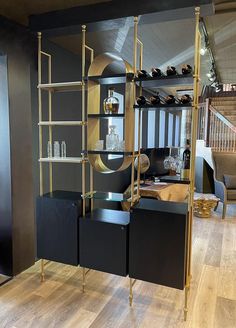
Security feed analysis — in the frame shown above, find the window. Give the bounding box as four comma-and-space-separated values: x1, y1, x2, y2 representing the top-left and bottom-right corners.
147, 111, 155, 148
159, 110, 165, 147
168, 113, 173, 146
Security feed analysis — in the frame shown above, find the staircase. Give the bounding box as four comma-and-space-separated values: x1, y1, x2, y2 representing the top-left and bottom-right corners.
211, 96, 236, 126
197, 96, 236, 168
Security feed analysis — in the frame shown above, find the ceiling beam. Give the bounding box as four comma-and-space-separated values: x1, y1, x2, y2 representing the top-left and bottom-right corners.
29, 0, 214, 36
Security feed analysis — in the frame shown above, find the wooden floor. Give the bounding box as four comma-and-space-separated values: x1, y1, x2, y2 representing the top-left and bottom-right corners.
0, 205, 236, 328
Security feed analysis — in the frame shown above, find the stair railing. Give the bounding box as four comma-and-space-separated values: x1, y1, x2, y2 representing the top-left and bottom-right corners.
198, 98, 236, 152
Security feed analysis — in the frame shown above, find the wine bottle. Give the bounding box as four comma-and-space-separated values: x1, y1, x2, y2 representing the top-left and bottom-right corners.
182, 64, 192, 75
137, 70, 149, 79
136, 96, 150, 106
151, 68, 163, 77
183, 139, 191, 169
180, 94, 192, 104
165, 95, 176, 104
166, 66, 177, 76
150, 94, 161, 105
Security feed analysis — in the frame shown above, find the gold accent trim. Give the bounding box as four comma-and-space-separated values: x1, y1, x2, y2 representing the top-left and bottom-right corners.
87, 52, 135, 173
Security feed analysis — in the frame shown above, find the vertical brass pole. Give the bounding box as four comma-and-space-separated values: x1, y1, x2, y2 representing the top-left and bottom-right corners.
184, 6, 201, 321
82, 25, 86, 217
48, 54, 53, 192
38, 32, 43, 196
131, 16, 138, 205
38, 32, 45, 283
136, 40, 143, 198
129, 278, 133, 306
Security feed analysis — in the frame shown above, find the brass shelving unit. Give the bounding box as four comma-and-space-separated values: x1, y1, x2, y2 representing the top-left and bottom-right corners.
37, 31, 89, 281
37, 6, 201, 321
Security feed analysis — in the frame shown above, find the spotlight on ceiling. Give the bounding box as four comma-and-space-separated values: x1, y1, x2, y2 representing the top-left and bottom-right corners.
200, 48, 207, 56
215, 84, 222, 93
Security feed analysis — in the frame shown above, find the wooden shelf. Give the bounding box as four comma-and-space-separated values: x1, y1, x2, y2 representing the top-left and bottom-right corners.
38, 121, 86, 126
87, 73, 133, 85
88, 114, 125, 119
39, 157, 87, 164
38, 81, 83, 92
134, 103, 192, 110
134, 74, 193, 88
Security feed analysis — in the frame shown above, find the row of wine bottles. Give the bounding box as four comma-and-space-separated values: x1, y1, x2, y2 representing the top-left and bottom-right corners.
136, 94, 192, 106
137, 64, 192, 79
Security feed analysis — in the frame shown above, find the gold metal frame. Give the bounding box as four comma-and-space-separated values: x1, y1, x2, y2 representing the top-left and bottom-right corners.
184, 6, 201, 321
37, 28, 91, 283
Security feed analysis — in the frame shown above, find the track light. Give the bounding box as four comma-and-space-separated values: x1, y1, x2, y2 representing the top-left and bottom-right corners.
200, 48, 207, 56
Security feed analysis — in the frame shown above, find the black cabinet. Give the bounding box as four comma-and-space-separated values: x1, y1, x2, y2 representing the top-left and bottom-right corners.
36, 190, 82, 266
129, 198, 189, 290
79, 209, 129, 276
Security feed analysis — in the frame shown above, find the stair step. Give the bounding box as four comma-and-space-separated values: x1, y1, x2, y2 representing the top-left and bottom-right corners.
212, 97, 236, 101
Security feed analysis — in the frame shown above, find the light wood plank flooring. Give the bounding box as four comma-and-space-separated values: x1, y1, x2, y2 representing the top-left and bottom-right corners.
0, 204, 236, 328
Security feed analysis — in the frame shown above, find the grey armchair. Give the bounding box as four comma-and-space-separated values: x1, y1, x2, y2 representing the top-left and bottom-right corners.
212, 151, 236, 219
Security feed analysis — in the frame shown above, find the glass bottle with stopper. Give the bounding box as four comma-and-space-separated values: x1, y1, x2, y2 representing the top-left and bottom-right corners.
106, 125, 119, 151
103, 87, 119, 114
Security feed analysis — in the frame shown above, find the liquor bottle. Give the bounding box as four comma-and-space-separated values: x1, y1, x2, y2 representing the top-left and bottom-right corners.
137, 70, 149, 79
165, 95, 176, 104
166, 66, 177, 76
180, 94, 192, 104
136, 96, 150, 106
54, 141, 60, 158
182, 64, 192, 75
183, 139, 191, 169
106, 125, 119, 151
61, 141, 67, 157
103, 87, 119, 114
150, 94, 161, 105
151, 68, 163, 77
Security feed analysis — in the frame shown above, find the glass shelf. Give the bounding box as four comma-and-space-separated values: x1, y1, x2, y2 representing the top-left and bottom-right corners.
38, 121, 86, 126
134, 74, 193, 88
159, 176, 190, 184
84, 191, 130, 202
88, 114, 125, 118
87, 73, 134, 85
134, 103, 192, 110
87, 150, 137, 155
39, 157, 87, 164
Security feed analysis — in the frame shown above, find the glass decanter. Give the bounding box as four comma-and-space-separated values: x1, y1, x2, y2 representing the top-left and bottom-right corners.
106, 125, 119, 151
103, 87, 119, 114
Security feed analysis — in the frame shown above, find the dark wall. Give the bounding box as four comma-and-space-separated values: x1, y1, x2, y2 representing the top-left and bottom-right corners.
0, 17, 35, 276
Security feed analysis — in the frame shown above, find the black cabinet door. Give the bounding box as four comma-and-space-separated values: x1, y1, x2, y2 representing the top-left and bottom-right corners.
37, 191, 82, 266
129, 199, 188, 290
79, 209, 129, 276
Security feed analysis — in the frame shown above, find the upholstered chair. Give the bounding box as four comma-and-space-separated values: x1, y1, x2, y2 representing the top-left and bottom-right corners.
212, 151, 236, 219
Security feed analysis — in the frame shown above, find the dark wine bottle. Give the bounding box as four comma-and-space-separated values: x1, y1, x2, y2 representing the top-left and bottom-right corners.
151, 68, 163, 77
136, 96, 149, 106
166, 66, 177, 76
182, 64, 192, 75
180, 94, 192, 104
150, 94, 161, 105
165, 95, 176, 104
137, 70, 149, 79
183, 139, 191, 169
